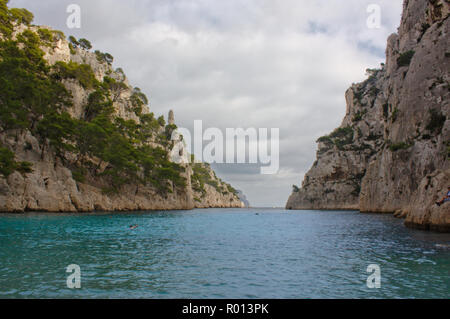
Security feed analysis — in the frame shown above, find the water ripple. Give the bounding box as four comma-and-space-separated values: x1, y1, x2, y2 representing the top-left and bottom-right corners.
0, 209, 449, 298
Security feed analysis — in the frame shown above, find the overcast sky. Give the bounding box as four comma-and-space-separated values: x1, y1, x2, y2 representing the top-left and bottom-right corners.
10, 0, 403, 207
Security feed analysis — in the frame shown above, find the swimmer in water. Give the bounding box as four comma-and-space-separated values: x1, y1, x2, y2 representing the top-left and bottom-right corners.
129, 225, 138, 230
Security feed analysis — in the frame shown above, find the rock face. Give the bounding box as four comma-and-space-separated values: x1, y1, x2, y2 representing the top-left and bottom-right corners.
168, 110, 175, 125
0, 22, 243, 212
236, 190, 250, 208
287, 0, 449, 231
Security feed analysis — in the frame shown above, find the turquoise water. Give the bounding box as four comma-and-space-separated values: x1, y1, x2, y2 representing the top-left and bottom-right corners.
0, 208, 449, 299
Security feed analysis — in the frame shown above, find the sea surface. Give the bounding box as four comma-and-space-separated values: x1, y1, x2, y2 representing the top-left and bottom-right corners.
0, 208, 449, 299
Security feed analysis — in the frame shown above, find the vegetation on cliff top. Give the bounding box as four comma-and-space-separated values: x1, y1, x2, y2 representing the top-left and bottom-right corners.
317, 126, 354, 151
0, 145, 33, 177
191, 161, 237, 198
0, 1, 186, 193
0, 0, 33, 36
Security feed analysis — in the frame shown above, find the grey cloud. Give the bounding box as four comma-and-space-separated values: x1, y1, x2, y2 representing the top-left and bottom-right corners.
10, 0, 402, 206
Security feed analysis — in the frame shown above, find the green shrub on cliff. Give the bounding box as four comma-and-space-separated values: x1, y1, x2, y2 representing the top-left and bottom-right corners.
130, 87, 149, 116
103, 76, 128, 102
84, 89, 114, 121
191, 163, 211, 195
68, 37, 93, 51
317, 135, 332, 144
71, 167, 87, 183
68, 36, 78, 47
352, 110, 367, 123
191, 163, 226, 196
0, 146, 20, 177
37, 28, 54, 47
9, 7, 33, 25
317, 126, 354, 150
53, 61, 98, 89
391, 107, 399, 122
0, 145, 33, 177
397, 50, 415, 68
226, 184, 238, 196
330, 126, 353, 139
365, 68, 380, 80
95, 50, 114, 65
51, 30, 65, 41
0, 29, 71, 131
0, 2, 185, 193
0, 1, 33, 36
78, 38, 92, 50
389, 142, 412, 152
382, 103, 389, 119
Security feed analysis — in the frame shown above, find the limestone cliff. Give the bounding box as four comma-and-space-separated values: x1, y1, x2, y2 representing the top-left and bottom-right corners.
0, 4, 243, 212
287, 0, 449, 231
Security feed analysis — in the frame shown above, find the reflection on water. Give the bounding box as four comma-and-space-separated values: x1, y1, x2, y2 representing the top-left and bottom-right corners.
0, 209, 449, 298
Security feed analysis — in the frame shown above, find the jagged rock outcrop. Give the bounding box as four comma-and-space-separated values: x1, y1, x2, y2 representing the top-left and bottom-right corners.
0, 8, 243, 212
168, 110, 175, 126
287, 0, 449, 231
236, 190, 250, 208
